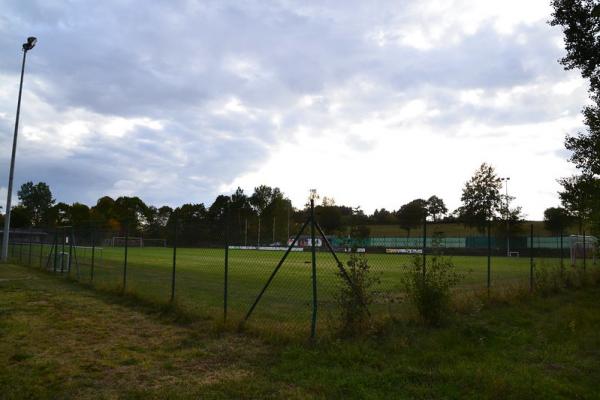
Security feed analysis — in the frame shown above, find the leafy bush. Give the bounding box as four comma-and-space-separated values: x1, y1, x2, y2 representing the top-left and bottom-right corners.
335, 255, 380, 336
534, 263, 563, 296
402, 254, 463, 326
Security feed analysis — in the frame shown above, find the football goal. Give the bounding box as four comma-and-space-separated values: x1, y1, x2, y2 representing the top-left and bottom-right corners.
569, 235, 598, 265
111, 237, 143, 247
110, 237, 166, 247
143, 238, 167, 247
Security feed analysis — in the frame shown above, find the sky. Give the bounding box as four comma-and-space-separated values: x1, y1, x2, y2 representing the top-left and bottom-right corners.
0, 0, 591, 219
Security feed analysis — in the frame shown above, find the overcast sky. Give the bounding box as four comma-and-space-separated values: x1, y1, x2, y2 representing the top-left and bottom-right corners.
0, 0, 590, 219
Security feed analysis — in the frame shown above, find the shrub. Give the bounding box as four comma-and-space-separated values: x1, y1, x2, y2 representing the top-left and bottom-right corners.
534, 263, 563, 296
402, 254, 463, 326
334, 254, 380, 336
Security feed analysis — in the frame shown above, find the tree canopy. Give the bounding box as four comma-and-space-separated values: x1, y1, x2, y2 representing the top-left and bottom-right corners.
457, 163, 503, 230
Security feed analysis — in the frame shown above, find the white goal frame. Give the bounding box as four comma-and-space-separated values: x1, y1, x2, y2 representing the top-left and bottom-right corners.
111, 236, 143, 247
569, 235, 598, 265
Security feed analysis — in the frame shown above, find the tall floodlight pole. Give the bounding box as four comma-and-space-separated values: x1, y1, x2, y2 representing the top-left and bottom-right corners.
502, 177, 511, 256
2, 37, 37, 262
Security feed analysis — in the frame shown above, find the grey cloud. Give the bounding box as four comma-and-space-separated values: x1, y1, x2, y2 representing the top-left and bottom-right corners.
0, 0, 581, 209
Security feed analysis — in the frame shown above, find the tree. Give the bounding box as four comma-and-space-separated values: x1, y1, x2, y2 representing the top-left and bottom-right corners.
144, 205, 172, 238
558, 174, 600, 233
316, 205, 343, 233
230, 187, 253, 244
17, 181, 55, 226
551, 1, 600, 234
457, 163, 503, 231
70, 203, 90, 227
426, 195, 447, 221
544, 207, 574, 234
371, 208, 396, 224
250, 185, 283, 245
167, 203, 208, 246
112, 196, 149, 233
207, 195, 231, 239
396, 199, 427, 237
47, 202, 72, 226
8, 205, 30, 228
347, 206, 371, 248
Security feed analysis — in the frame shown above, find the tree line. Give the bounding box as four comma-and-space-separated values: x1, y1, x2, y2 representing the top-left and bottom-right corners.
2, 158, 583, 246
549, 1, 600, 237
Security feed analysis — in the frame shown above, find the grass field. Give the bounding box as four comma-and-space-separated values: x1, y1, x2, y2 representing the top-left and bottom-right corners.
6, 242, 581, 336
1, 262, 600, 398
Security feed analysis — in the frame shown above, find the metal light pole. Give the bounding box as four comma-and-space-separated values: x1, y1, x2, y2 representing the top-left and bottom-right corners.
502, 177, 511, 256
2, 37, 37, 262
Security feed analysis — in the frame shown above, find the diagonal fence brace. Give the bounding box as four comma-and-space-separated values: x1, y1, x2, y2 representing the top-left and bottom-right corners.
243, 217, 311, 322
314, 222, 371, 317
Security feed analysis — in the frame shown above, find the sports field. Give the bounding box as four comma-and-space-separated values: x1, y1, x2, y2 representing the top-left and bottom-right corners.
6, 243, 577, 335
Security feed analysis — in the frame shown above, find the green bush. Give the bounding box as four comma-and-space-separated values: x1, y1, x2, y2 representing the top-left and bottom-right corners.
534, 263, 563, 296
334, 254, 380, 336
402, 254, 463, 326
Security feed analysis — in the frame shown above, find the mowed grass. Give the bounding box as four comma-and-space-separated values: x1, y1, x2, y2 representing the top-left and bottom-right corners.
1, 263, 600, 399
6, 243, 576, 335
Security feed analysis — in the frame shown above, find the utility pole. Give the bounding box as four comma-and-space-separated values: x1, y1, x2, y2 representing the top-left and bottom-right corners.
502, 177, 511, 256
2, 37, 37, 262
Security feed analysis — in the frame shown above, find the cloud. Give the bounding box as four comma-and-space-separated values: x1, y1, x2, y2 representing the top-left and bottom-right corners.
0, 0, 588, 218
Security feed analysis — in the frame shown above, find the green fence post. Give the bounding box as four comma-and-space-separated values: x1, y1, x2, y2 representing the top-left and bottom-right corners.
583, 230, 586, 272
487, 219, 491, 293
123, 221, 129, 291
422, 217, 427, 280
53, 230, 58, 273
68, 229, 73, 275
28, 231, 33, 266
310, 198, 318, 339
224, 204, 230, 322
18, 240, 23, 264
560, 229, 564, 277
170, 216, 178, 303
39, 234, 44, 269
91, 225, 95, 282
61, 229, 66, 273
530, 224, 534, 292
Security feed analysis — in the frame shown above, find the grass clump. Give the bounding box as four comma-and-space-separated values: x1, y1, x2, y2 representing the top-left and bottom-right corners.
334, 255, 380, 337
402, 254, 463, 326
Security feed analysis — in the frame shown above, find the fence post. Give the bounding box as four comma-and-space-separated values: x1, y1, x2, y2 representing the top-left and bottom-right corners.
123, 221, 129, 291
28, 231, 33, 266
560, 229, 564, 276
61, 229, 66, 273
422, 217, 427, 280
487, 219, 491, 293
310, 199, 318, 339
39, 234, 44, 269
224, 204, 229, 322
91, 225, 95, 282
170, 216, 178, 303
19, 240, 23, 264
530, 224, 534, 292
583, 230, 586, 272
53, 229, 58, 272
68, 229, 73, 275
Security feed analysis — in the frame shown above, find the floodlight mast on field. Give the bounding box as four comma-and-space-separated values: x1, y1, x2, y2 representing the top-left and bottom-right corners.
502, 177, 511, 256
1, 37, 37, 262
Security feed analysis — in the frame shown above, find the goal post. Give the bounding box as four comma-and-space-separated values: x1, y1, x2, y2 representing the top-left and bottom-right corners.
569, 235, 598, 266
111, 237, 143, 247
142, 238, 167, 247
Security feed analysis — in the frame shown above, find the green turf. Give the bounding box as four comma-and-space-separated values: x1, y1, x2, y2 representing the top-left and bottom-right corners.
1, 263, 600, 399
4, 242, 587, 336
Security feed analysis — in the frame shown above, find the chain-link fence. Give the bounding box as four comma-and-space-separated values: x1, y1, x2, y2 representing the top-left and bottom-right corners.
3, 208, 598, 339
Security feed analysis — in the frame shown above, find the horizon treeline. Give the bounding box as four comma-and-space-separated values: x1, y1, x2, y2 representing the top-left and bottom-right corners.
0, 163, 590, 244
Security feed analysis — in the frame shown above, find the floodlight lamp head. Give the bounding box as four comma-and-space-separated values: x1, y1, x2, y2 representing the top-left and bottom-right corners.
22, 36, 37, 51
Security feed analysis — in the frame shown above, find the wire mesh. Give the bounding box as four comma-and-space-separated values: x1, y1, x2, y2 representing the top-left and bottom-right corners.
3, 215, 599, 339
